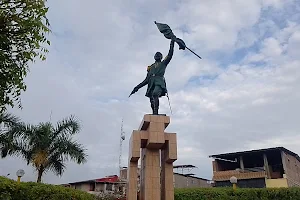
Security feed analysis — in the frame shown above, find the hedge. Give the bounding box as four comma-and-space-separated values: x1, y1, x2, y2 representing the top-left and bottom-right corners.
174, 187, 300, 200
0, 176, 100, 200
2, 176, 300, 200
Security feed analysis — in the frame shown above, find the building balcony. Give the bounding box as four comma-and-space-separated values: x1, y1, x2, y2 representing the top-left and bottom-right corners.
265, 178, 288, 188
213, 170, 266, 181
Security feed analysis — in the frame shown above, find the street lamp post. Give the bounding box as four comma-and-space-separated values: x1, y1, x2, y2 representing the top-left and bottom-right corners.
16, 169, 25, 184
230, 176, 237, 191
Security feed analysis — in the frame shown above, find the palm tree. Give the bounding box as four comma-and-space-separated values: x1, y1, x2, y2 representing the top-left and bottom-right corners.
0, 115, 88, 183
0, 112, 20, 125
0, 112, 22, 157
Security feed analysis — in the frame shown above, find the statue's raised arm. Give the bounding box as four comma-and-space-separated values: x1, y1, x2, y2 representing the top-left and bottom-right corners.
162, 38, 175, 66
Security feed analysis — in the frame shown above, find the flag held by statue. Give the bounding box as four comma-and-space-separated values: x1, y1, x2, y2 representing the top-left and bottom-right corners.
154, 21, 202, 59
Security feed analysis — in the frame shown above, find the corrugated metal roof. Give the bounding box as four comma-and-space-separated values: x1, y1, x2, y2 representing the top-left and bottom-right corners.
173, 172, 210, 181
173, 165, 196, 168
209, 146, 300, 162
64, 175, 121, 185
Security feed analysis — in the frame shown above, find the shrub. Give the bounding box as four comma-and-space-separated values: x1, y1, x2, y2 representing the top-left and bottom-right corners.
3, 176, 300, 200
0, 176, 98, 200
174, 187, 300, 200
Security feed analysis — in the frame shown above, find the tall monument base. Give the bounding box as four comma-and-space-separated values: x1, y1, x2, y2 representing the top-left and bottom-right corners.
126, 114, 177, 200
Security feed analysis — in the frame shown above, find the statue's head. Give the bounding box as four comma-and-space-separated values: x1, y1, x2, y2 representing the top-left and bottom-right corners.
154, 52, 162, 61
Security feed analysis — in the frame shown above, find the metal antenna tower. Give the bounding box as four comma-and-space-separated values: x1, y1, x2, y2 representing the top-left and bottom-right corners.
49, 110, 53, 121
119, 118, 126, 178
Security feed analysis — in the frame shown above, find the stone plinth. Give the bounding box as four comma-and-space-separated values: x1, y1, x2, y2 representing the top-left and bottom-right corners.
127, 114, 177, 200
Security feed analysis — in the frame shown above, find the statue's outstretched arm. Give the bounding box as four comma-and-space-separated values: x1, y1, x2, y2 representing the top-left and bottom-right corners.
135, 73, 149, 90
162, 39, 175, 65
129, 67, 151, 97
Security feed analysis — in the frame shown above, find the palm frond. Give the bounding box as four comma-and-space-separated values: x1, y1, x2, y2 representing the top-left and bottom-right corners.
0, 132, 28, 158
0, 112, 20, 126
28, 123, 52, 150
4, 121, 30, 138
52, 115, 81, 139
47, 154, 66, 176
52, 136, 87, 164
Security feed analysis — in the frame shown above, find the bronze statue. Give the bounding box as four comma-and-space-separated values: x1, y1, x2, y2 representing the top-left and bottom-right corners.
129, 37, 175, 115
129, 21, 202, 115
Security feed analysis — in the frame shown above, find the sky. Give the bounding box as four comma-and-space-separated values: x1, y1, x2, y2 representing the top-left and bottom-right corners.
1, 0, 300, 184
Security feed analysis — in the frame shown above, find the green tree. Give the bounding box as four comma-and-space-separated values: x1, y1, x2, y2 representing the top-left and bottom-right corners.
0, 115, 88, 183
0, 0, 51, 112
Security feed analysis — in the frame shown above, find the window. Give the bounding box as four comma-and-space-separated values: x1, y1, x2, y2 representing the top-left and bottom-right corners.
89, 183, 95, 191
74, 184, 81, 190
106, 183, 113, 191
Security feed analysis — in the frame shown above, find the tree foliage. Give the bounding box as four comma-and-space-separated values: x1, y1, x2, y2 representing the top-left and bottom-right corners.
0, 114, 88, 183
0, 0, 51, 112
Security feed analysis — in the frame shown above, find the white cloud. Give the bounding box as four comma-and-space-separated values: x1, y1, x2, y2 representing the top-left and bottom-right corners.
262, 0, 286, 9
1, 0, 300, 183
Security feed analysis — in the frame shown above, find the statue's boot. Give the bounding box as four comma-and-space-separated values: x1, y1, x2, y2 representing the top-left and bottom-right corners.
150, 97, 155, 114
153, 96, 159, 115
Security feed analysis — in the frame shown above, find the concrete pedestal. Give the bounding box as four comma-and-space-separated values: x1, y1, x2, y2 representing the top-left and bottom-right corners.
126, 114, 177, 200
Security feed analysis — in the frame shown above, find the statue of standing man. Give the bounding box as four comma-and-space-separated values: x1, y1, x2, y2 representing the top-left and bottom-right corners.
130, 37, 175, 115
129, 21, 201, 115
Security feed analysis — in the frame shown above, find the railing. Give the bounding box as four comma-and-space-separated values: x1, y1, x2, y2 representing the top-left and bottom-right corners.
213, 170, 266, 181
